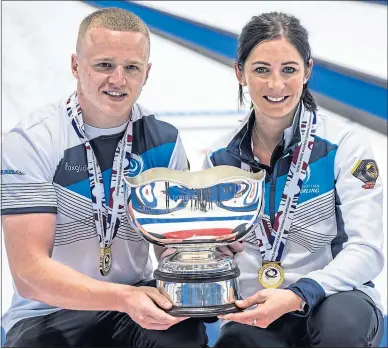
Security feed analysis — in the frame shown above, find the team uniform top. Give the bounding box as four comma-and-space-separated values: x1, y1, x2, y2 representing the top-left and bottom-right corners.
203, 103, 384, 320
1, 93, 188, 333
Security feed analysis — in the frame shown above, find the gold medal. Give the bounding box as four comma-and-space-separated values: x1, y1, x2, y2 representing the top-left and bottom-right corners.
100, 247, 112, 276
258, 261, 284, 288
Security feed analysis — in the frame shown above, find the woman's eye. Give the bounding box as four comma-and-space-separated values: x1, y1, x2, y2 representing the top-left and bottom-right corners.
283, 67, 296, 73
255, 67, 269, 73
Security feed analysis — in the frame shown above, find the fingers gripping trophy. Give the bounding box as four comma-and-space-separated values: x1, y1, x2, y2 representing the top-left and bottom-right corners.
124, 166, 265, 317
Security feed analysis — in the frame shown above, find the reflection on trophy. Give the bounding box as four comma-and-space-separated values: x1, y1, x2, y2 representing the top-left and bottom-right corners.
124, 165, 265, 317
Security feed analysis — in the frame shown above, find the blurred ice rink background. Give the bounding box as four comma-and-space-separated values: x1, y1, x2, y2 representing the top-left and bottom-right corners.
1, 1, 387, 346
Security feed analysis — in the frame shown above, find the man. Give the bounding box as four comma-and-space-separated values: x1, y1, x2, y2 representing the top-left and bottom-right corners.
1, 8, 207, 347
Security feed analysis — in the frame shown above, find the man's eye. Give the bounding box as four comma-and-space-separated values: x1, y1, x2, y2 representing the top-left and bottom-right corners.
127, 65, 138, 71
98, 63, 112, 68
255, 67, 269, 73
283, 67, 296, 73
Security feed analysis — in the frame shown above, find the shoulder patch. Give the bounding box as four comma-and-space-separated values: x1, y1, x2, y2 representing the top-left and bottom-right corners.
351, 159, 379, 189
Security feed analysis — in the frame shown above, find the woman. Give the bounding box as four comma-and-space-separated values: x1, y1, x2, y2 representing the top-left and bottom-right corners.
204, 12, 384, 348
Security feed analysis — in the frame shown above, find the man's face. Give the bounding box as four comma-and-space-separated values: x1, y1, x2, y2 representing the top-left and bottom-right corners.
71, 27, 151, 121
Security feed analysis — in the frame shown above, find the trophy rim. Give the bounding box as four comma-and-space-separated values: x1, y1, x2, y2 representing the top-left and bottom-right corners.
124, 165, 265, 188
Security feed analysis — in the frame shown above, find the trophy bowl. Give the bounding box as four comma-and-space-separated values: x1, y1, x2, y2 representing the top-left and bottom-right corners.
124, 165, 265, 317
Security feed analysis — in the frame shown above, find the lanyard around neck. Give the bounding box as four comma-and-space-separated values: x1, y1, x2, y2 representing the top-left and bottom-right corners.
66, 92, 133, 249
242, 109, 317, 262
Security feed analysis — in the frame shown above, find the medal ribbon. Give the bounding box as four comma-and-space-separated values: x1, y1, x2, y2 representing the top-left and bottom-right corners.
243, 109, 317, 262
66, 92, 133, 254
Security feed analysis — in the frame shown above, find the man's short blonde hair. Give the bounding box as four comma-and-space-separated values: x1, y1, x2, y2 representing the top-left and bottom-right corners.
76, 7, 150, 54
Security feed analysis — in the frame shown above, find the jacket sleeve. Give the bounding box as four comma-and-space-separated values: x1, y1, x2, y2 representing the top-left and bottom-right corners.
287, 129, 384, 315
202, 149, 215, 169
1, 123, 58, 215
168, 131, 190, 171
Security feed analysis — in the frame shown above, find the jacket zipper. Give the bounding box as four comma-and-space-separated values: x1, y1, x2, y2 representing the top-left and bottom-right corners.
270, 161, 279, 227
269, 142, 284, 227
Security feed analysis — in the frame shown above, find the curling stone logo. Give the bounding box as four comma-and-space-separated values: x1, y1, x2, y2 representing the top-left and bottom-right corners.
304, 165, 311, 183
264, 267, 278, 279
301, 165, 320, 194
129, 153, 144, 177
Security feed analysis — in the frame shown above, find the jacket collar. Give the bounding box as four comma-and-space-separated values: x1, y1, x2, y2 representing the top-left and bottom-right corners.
226, 102, 304, 165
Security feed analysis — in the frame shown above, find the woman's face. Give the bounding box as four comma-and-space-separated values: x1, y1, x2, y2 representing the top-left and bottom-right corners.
235, 36, 312, 120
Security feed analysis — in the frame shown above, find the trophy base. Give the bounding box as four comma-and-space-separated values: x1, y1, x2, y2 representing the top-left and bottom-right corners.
167, 303, 241, 317
156, 249, 242, 317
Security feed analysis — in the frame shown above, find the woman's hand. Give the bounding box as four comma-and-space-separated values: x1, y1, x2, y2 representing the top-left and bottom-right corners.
217, 241, 244, 257
219, 289, 303, 328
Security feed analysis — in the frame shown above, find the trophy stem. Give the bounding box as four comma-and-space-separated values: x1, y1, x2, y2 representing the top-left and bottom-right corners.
173, 248, 217, 263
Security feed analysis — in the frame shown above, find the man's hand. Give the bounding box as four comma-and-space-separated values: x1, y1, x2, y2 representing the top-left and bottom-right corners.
153, 246, 176, 262
121, 286, 188, 330
219, 289, 303, 328
217, 241, 244, 257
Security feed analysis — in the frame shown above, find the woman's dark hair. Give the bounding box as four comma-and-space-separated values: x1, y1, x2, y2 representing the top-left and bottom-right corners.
237, 12, 317, 111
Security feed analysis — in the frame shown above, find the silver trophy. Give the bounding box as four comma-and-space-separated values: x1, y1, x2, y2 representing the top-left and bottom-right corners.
124, 165, 265, 317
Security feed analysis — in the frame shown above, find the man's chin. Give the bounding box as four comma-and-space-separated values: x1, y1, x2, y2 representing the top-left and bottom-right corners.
103, 105, 133, 117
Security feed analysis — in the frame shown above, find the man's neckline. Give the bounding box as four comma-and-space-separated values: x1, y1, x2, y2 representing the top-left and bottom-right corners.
83, 121, 129, 140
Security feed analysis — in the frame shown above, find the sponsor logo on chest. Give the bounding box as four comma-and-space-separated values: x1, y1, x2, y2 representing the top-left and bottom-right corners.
300, 165, 320, 194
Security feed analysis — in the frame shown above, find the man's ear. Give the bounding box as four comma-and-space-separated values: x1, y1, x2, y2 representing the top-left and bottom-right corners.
234, 61, 247, 86
71, 54, 79, 79
143, 62, 152, 86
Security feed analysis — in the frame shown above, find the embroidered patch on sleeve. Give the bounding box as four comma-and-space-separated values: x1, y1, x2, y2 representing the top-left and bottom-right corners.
351, 159, 379, 189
